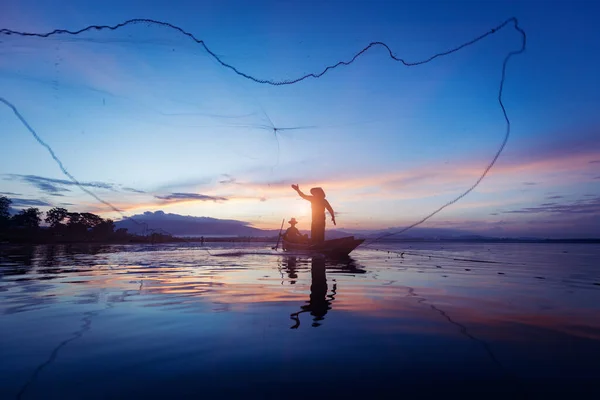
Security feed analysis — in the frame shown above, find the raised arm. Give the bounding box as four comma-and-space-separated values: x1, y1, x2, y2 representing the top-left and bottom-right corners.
325, 200, 336, 225
291, 184, 312, 201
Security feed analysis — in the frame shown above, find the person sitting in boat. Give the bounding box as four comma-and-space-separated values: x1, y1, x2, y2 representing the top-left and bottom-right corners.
281, 218, 308, 243
291, 184, 336, 244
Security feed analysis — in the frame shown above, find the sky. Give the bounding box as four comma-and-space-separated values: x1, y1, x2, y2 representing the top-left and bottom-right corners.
0, 0, 599, 238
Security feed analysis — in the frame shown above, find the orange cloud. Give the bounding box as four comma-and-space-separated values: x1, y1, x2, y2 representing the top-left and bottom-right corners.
208, 145, 600, 203
55, 131, 600, 231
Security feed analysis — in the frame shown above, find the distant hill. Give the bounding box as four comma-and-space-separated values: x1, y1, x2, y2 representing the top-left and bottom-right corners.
114, 211, 599, 242
327, 227, 483, 239
115, 211, 280, 237
115, 212, 483, 239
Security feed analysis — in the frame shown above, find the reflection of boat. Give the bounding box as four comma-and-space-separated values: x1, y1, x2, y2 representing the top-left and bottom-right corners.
282, 236, 364, 257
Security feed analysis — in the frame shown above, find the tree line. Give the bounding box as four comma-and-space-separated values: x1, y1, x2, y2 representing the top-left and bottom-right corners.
0, 195, 175, 244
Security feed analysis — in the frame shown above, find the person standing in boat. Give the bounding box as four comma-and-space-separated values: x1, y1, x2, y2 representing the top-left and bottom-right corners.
291, 184, 336, 244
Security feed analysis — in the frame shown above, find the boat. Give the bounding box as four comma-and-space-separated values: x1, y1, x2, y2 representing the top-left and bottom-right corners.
282, 236, 364, 257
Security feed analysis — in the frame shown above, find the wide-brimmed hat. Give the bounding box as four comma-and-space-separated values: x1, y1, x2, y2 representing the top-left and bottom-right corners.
288, 218, 298, 225
310, 187, 326, 198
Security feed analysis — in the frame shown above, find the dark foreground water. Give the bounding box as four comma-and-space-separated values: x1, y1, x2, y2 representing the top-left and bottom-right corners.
1, 242, 599, 399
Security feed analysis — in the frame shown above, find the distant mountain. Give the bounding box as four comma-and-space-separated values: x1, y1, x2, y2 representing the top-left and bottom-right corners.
115, 211, 492, 239
327, 227, 483, 239
116, 211, 280, 237
114, 211, 596, 241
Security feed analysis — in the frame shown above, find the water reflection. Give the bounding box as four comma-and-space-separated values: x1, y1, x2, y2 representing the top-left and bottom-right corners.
284, 256, 366, 329
290, 257, 332, 328
0, 244, 113, 277
281, 255, 298, 284
1, 243, 600, 397
16, 307, 103, 400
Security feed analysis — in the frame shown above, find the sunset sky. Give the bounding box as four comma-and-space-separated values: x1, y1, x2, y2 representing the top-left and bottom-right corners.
1, 0, 599, 237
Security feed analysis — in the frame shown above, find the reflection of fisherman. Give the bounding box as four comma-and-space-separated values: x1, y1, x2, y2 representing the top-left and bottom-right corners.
281, 218, 308, 243
290, 257, 333, 328
291, 185, 336, 244
282, 256, 298, 285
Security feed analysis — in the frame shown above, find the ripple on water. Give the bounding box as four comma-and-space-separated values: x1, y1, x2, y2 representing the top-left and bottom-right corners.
1, 242, 599, 397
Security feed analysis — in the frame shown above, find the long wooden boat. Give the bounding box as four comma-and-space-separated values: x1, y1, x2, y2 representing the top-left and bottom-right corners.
282, 236, 364, 257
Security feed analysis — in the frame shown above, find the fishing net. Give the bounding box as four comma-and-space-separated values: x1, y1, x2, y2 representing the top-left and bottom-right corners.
0, 18, 525, 241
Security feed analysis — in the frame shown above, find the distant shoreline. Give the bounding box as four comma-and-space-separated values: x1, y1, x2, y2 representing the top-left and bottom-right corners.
181, 236, 600, 244
2, 236, 599, 246
358, 238, 600, 244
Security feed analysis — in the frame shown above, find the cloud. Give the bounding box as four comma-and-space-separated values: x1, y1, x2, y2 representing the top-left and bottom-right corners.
502, 196, 600, 215
0, 191, 20, 196
6, 174, 116, 195
122, 187, 146, 194
155, 192, 228, 202
228, 138, 600, 202
23, 180, 71, 195
590, 160, 600, 164
152, 177, 213, 192
9, 198, 53, 208
60, 124, 600, 228
219, 174, 237, 185
145, 127, 599, 207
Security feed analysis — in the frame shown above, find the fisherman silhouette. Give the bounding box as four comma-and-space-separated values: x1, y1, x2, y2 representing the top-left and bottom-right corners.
291, 185, 336, 244
281, 217, 308, 243
290, 257, 333, 328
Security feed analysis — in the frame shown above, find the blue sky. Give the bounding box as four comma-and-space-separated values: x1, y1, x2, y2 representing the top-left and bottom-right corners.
1, 0, 599, 237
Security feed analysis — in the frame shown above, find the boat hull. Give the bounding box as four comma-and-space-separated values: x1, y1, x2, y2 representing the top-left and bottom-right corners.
282, 236, 364, 257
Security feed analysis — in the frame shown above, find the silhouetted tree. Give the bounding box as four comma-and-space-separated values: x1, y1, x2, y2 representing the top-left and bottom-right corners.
0, 195, 10, 220
45, 207, 69, 228
66, 212, 87, 236
92, 219, 115, 239
66, 212, 81, 225
0, 196, 11, 232
80, 212, 103, 228
53, 211, 110, 240
67, 212, 103, 230
11, 208, 42, 229
1, 203, 171, 244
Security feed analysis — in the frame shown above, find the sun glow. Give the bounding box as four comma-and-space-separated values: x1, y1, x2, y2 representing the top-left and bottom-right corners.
290, 202, 311, 226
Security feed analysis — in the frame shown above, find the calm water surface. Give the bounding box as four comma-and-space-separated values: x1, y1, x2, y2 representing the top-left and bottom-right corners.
1, 242, 599, 398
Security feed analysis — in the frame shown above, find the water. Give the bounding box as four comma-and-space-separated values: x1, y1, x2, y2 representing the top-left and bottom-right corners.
1, 242, 599, 398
